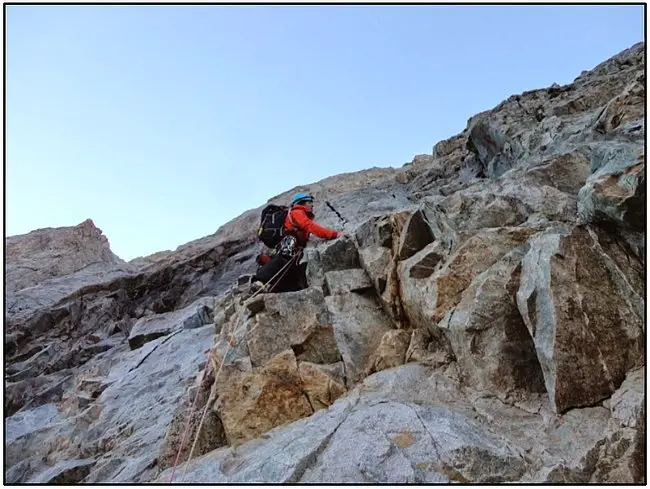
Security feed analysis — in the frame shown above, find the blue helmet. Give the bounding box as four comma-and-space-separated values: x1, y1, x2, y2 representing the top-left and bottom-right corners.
291, 192, 314, 205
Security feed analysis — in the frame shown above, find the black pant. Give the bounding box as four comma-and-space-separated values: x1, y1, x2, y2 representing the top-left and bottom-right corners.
254, 254, 307, 293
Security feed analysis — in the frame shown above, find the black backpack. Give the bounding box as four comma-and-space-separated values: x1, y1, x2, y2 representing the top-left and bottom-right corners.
257, 204, 289, 248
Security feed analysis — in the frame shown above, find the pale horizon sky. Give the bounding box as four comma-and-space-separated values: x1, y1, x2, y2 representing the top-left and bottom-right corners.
6, 4, 645, 260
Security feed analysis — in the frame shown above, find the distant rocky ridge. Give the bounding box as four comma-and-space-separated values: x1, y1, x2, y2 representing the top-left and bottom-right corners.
127, 249, 174, 268
4, 42, 645, 484
6, 219, 125, 293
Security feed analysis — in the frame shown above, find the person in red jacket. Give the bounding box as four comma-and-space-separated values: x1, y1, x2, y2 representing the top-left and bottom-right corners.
252, 193, 343, 292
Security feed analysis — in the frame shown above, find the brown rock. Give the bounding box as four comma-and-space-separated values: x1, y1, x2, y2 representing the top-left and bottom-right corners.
593, 79, 645, 135
367, 329, 411, 375
524, 152, 591, 195
517, 225, 644, 413
405, 328, 455, 368
442, 247, 545, 396
215, 349, 313, 446
399, 227, 537, 329
298, 361, 346, 411
590, 427, 644, 483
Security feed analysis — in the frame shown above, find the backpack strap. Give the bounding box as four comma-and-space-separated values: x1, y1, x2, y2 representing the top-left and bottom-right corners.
286, 208, 301, 232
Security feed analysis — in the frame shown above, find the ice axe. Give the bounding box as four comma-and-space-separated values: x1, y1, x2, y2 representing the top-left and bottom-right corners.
325, 201, 348, 225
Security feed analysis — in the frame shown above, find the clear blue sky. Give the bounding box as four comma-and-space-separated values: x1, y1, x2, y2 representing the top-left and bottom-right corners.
6, 5, 644, 260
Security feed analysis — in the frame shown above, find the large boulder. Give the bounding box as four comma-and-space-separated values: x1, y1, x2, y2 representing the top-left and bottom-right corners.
324, 269, 373, 295
355, 211, 414, 327
592, 74, 644, 137
516, 225, 644, 413
325, 292, 395, 386
441, 246, 546, 397
245, 288, 339, 367
399, 227, 538, 329
404, 327, 455, 368
524, 151, 591, 195
366, 329, 412, 375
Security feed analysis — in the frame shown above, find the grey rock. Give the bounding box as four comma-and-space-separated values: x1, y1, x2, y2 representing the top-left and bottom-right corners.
468, 118, 524, 178
404, 328, 455, 368
27, 458, 96, 483
324, 268, 373, 295
246, 288, 339, 367
399, 227, 537, 329
397, 209, 435, 261
317, 237, 361, 272
128, 297, 214, 349
610, 368, 644, 428
5, 459, 32, 484
5, 402, 63, 445
578, 145, 644, 230
84, 324, 215, 482
303, 247, 326, 290
325, 293, 395, 386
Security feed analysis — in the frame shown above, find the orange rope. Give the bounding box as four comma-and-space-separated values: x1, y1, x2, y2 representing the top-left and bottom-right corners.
168, 348, 213, 483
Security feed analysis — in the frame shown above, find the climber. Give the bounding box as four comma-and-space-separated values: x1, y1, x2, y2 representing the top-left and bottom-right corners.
252, 192, 344, 292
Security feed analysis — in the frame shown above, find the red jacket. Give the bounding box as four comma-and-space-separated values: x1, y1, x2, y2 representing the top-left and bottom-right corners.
284, 204, 339, 247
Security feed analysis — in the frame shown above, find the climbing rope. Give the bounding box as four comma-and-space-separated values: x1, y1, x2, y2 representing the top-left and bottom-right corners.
169, 252, 301, 482
248, 252, 301, 300
168, 348, 213, 482
179, 357, 221, 482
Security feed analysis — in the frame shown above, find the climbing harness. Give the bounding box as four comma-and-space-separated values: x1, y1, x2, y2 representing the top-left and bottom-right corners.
168, 252, 301, 482
248, 252, 301, 299
278, 235, 299, 258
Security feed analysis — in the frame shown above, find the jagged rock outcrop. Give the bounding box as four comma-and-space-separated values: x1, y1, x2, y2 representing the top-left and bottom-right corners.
5, 42, 645, 483
5, 219, 124, 291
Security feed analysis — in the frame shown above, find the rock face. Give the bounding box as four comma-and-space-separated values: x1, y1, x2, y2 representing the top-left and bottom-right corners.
516, 225, 644, 413
6, 219, 126, 293
5, 43, 645, 483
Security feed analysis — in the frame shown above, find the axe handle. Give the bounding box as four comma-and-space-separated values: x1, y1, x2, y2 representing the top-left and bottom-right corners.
325, 201, 348, 223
